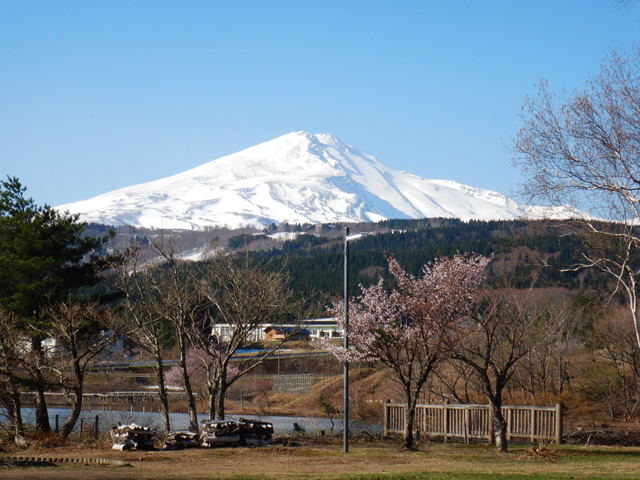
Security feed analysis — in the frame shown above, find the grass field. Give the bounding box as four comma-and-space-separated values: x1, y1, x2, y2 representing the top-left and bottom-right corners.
2, 440, 640, 480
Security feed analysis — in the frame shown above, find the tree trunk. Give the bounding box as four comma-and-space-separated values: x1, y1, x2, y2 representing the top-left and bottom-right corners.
3, 385, 24, 442
480, 372, 509, 453
206, 376, 219, 420
214, 378, 227, 420
404, 406, 416, 450
34, 384, 50, 432
628, 285, 640, 352
10, 389, 24, 441
403, 390, 418, 450
32, 338, 51, 433
178, 333, 198, 432
490, 399, 508, 453
183, 374, 198, 432
208, 387, 217, 420
60, 386, 83, 438
60, 358, 84, 438
155, 350, 171, 433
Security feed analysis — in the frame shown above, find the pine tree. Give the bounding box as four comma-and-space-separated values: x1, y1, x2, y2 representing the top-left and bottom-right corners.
0, 177, 111, 432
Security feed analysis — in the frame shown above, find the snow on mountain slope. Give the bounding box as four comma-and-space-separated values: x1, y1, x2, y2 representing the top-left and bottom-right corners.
56, 131, 566, 230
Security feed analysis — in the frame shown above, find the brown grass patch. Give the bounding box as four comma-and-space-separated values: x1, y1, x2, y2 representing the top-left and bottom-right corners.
3, 440, 640, 480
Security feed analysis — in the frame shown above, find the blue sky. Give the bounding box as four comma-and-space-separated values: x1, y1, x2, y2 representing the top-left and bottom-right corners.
1, 0, 639, 207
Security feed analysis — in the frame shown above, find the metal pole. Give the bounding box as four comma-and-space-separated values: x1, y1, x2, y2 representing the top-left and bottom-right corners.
343, 226, 349, 453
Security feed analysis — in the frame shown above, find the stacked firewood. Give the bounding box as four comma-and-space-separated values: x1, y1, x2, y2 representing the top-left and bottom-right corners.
199, 420, 241, 446
199, 418, 274, 447
238, 418, 274, 446
164, 431, 201, 449
110, 417, 275, 451
110, 423, 156, 451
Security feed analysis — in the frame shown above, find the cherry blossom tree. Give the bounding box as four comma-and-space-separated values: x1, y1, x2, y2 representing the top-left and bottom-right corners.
324, 253, 490, 450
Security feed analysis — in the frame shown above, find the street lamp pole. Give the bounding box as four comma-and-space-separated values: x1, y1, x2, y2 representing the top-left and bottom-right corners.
343, 226, 350, 454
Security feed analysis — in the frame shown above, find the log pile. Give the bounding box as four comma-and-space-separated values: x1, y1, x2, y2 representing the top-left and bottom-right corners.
238, 418, 274, 447
199, 418, 274, 447
199, 420, 241, 446
110, 417, 275, 451
110, 423, 156, 451
164, 431, 201, 449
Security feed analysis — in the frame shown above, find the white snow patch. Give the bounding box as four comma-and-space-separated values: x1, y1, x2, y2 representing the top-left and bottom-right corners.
266, 232, 304, 242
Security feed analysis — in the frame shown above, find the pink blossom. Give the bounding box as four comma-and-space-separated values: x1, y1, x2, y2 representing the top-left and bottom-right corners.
319, 253, 491, 364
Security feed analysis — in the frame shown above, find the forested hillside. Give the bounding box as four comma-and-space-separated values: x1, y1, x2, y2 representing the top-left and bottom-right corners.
253, 219, 604, 299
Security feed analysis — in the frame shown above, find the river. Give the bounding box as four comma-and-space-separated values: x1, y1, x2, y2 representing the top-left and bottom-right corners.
5, 408, 382, 436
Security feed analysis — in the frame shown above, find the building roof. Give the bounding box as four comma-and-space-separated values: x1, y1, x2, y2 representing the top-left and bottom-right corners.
263, 326, 311, 335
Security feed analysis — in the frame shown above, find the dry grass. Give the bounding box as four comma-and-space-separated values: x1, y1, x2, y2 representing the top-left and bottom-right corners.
2, 439, 640, 480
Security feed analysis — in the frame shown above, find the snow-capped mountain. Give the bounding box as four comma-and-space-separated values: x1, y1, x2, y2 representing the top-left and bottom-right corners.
56, 132, 568, 230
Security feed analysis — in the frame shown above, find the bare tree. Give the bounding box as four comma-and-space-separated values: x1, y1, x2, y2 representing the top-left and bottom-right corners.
450, 291, 556, 452
514, 46, 640, 351
432, 359, 481, 405
178, 343, 238, 420
143, 238, 204, 433
510, 296, 585, 401
593, 307, 640, 420
15, 325, 56, 434
110, 245, 173, 433
41, 299, 116, 438
0, 308, 24, 442
195, 253, 298, 420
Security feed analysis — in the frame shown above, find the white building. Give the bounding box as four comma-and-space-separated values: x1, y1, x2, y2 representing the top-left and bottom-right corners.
210, 318, 342, 343
302, 318, 343, 339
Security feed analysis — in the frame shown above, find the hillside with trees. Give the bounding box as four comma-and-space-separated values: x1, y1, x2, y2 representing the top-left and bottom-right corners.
2, 177, 640, 449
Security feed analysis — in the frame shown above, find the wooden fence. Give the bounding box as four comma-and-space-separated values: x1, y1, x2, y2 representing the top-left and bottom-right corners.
384, 402, 563, 444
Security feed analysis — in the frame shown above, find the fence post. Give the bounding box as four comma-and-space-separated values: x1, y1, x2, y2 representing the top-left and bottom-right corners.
80, 418, 84, 435
506, 407, 512, 441
95, 415, 99, 439
54, 415, 59, 433
555, 403, 563, 445
383, 400, 389, 436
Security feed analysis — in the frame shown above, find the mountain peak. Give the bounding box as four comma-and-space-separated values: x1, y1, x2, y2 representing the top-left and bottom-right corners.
313, 132, 343, 146
269, 131, 343, 151
56, 132, 561, 230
